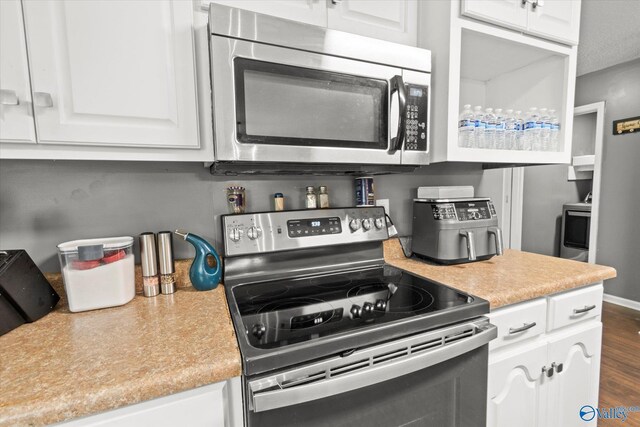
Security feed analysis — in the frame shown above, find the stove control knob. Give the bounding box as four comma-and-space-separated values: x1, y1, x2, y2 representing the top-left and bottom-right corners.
362, 218, 372, 231
251, 324, 266, 340
362, 302, 374, 315
247, 226, 261, 240
229, 227, 242, 242
350, 304, 362, 319
374, 217, 385, 229
349, 219, 361, 232
374, 299, 387, 311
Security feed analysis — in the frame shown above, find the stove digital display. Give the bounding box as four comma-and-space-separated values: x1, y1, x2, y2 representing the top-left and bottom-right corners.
288, 217, 342, 238
454, 201, 492, 221
291, 308, 343, 329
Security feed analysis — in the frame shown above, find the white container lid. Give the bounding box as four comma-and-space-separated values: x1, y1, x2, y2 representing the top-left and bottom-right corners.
57, 236, 134, 254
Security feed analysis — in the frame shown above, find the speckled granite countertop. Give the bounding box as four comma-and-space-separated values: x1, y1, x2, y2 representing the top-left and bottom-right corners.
384, 239, 616, 309
0, 260, 241, 427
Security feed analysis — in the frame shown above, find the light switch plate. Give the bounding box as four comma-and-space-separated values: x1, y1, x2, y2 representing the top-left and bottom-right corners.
376, 199, 390, 216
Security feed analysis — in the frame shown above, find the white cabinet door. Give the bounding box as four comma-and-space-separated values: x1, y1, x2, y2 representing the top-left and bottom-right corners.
487, 341, 547, 427
58, 378, 243, 427
22, 0, 199, 149
0, 0, 36, 144
545, 322, 602, 427
527, 0, 581, 45
327, 0, 417, 45
206, 0, 327, 26
460, 0, 528, 33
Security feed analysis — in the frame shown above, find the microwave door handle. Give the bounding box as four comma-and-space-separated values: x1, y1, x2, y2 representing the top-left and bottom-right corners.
388, 75, 406, 154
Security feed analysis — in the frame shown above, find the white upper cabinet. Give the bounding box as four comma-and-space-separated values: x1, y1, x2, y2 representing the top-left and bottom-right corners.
461, 0, 528, 33
21, 0, 199, 149
527, 1, 581, 46
0, 0, 36, 144
461, 0, 581, 45
206, 0, 327, 26
207, 0, 416, 45
420, 1, 577, 164
327, 0, 417, 46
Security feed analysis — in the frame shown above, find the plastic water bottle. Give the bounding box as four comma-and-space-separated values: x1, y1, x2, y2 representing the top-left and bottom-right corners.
531, 107, 542, 151
540, 108, 551, 151
473, 105, 485, 148
549, 109, 560, 151
504, 109, 516, 150
514, 110, 524, 150
524, 108, 538, 151
494, 108, 506, 149
484, 108, 496, 149
458, 104, 475, 148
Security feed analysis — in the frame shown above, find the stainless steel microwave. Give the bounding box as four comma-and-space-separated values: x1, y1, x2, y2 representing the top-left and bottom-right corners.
208, 4, 431, 174
560, 202, 591, 262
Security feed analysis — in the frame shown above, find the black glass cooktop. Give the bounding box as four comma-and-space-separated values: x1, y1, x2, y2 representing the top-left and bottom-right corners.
232, 265, 472, 349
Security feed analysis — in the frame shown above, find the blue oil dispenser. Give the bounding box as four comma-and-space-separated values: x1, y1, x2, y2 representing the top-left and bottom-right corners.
174, 230, 221, 291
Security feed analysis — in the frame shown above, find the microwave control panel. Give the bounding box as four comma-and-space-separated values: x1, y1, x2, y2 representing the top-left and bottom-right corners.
404, 84, 429, 152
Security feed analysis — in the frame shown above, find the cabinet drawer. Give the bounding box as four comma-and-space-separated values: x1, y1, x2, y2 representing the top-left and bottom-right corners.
487, 298, 546, 351
547, 284, 603, 332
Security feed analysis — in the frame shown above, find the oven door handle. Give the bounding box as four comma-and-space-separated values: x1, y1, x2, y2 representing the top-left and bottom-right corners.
388, 75, 406, 154
248, 321, 497, 413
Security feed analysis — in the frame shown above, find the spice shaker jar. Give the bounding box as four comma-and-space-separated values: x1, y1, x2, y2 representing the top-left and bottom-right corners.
157, 231, 176, 294
318, 186, 329, 208
226, 186, 246, 214
274, 193, 284, 211
139, 233, 160, 297
305, 186, 317, 209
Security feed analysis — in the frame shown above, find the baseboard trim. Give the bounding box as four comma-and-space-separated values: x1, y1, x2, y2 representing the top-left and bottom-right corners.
603, 293, 640, 311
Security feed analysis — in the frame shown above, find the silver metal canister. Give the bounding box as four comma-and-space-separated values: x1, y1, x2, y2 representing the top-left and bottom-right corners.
355, 177, 375, 206
157, 231, 176, 294
139, 233, 160, 297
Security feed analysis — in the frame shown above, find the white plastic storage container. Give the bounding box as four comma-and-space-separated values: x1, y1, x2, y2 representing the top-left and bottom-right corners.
57, 236, 135, 312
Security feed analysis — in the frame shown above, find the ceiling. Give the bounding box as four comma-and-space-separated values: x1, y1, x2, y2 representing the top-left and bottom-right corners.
577, 0, 640, 76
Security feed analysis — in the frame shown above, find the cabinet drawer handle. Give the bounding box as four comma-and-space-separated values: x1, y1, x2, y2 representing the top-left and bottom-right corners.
508, 322, 537, 334
573, 304, 596, 314
0, 89, 19, 106
33, 92, 54, 108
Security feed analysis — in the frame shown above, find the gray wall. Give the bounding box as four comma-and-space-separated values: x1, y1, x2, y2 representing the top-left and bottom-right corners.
521, 166, 591, 256
0, 160, 494, 272
522, 58, 640, 302
575, 58, 640, 303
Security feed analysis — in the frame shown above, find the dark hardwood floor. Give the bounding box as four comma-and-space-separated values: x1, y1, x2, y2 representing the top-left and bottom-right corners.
599, 302, 640, 427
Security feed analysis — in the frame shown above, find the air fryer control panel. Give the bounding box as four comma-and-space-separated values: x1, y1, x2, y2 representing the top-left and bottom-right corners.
430, 200, 497, 221
404, 84, 429, 152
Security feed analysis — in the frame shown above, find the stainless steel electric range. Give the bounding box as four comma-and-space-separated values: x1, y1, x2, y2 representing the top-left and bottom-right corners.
222, 207, 497, 427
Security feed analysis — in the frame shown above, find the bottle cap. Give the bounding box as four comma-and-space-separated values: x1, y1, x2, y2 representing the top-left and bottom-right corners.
319, 186, 327, 192
274, 193, 283, 198
306, 186, 315, 192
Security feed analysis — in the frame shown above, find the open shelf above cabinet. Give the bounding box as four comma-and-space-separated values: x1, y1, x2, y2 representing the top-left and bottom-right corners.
419, 2, 577, 165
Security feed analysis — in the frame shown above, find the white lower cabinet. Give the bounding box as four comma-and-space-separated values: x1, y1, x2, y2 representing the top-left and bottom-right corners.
56, 377, 243, 427
545, 322, 601, 427
488, 341, 547, 427
487, 284, 603, 427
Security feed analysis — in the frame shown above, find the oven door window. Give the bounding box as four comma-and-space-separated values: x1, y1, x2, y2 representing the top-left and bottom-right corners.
247, 346, 488, 427
234, 58, 388, 149
564, 211, 590, 249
